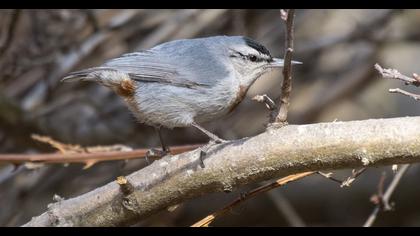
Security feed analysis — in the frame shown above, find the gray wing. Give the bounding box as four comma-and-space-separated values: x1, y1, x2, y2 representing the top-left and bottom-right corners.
101, 50, 212, 89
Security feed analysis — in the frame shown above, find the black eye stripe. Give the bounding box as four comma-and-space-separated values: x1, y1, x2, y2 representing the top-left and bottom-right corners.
247, 54, 266, 62
230, 50, 270, 62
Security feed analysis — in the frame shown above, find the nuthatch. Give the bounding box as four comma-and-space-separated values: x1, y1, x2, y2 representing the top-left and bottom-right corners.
63, 36, 300, 157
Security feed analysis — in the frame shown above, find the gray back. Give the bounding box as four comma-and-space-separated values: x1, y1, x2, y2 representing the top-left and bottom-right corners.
101, 36, 245, 88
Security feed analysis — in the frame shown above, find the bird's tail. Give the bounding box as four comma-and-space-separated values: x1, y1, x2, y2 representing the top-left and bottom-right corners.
61, 67, 135, 96
61, 67, 108, 83
62, 67, 126, 87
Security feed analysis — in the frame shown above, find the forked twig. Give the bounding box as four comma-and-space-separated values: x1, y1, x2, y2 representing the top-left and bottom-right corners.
363, 164, 410, 227
318, 168, 367, 188
375, 63, 420, 101
375, 63, 420, 86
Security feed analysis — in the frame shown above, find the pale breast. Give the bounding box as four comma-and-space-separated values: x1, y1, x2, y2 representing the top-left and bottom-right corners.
192, 74, 241, 123
121, 75, 242, 128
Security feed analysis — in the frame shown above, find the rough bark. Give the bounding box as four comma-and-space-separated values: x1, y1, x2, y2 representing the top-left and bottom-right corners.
23, 116, 420, 226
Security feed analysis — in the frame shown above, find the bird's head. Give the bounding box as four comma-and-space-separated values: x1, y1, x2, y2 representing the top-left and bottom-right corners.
217, 36, 301, 87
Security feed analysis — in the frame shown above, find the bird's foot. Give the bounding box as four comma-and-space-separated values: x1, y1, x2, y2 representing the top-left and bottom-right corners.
212, 136, 227, 144
199, 150, 206, 168
145, 148, 170, 164
198, 139, 230, 168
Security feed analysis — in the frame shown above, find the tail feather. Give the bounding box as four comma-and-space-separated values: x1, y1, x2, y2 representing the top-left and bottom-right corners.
61, 67, 135, 97
61, 67, 117, 83
62, 68, 97, 83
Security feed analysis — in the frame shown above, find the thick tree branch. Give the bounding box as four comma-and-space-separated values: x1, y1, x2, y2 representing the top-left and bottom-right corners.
23, 117, 420, 226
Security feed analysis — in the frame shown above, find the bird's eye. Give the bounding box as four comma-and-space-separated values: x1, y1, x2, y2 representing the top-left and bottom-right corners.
249, 55, 257, 62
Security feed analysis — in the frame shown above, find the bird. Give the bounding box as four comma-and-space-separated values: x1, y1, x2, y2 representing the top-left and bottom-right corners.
62, 35, 300, 158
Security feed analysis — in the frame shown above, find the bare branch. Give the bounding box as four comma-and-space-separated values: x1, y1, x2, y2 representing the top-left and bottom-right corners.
191, 172, 314, 227
252, 94, 277, 110
389, 88, 420, 101
340, 168, 367, 187
317, 171, 344, 185
317, 168, 367, 188
0, 144, 202, 167
31, 134, 91, 154
270, 9, 296, 124
363, 164, 410, 227
375, 63, 420, 86
342, 169, 366, 187
22, 117, 420, 227
375, 63, 420, 102
361, 63, 419, 227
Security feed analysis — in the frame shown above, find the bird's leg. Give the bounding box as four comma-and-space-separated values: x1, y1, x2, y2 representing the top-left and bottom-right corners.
192, 122, 228, 168
157, 127, 170, 153
145, 127, 170, 164
192, 122, 226, 144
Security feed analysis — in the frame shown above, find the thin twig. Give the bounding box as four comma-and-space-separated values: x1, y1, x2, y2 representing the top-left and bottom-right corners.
317, 171, 344, 185
375, 63, 420, 86
0, 144, 202, 168
375, 63, 420, 101
363, 62, 419, 227
317, 168, 367, 187
252, 94, 277, 110
341, 168, 367, 187
389, 88, 420, 101
270, 9, 296, 124
191, 172, 314, 227
363, 164, 410, 227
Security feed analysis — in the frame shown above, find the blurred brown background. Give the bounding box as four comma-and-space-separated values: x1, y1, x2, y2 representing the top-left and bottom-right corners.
1, 9, 420, 226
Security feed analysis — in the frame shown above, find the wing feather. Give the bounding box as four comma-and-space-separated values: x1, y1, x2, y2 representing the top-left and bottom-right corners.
102, 51, 211, 88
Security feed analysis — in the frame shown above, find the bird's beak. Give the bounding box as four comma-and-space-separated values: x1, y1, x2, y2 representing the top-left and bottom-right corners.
269, 58, 303, 68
